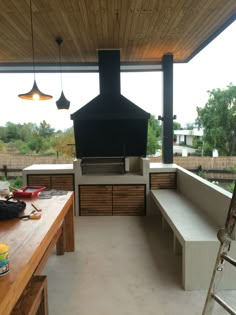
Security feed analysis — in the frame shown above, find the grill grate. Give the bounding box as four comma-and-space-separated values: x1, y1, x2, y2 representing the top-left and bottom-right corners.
81, 157, 125, 175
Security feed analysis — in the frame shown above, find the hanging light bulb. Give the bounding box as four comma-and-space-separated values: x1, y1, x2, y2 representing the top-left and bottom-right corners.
56, 37, 70, 110
18, 0, 52, 101
18, 80, 52, 100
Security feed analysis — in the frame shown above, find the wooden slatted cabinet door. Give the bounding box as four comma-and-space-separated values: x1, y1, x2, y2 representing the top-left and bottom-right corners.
79, 185, 112, 216
113, 185, 145, 216
150, 173, 176, 189
27, 175, 51, 189
51, 175, 74, 191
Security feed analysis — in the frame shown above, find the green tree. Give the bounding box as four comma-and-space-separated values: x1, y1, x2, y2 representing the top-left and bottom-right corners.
13, 140, 31, 155
52, 128, 75, 157
37, 120, 55, 138
192, 136, 203, 149
185, 123, 194, 130
196, 84, 236, 156
28, 135, 44, 153
0, 140, 6, 152
173, 121, 181, 142
0, 121, 55, 154
18, 123, 38, 141
4, 122, 20, 142
2, 122, 38, 143
0, 126, 7, 142
173, 121, 181, 130
148, 115, 161, 137
147, 115, 161, 155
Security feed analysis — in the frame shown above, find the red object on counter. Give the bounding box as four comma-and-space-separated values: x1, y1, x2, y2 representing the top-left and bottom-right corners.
12, 186, 46, 198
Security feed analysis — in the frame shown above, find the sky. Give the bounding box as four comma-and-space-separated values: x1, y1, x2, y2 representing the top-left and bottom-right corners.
0, 21, 235, 131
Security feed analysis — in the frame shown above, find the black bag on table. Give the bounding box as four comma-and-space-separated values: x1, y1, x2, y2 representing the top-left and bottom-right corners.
0, 199, 26, 220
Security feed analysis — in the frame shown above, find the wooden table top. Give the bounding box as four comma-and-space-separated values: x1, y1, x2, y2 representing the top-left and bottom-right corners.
0, 192, 74, 315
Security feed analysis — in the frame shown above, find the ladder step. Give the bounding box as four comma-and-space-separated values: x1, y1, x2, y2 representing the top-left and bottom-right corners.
211, 294, 236, 315
221, 254, 236, 267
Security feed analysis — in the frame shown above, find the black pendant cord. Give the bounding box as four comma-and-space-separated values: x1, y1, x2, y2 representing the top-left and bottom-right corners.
29, 0, 36, 81
18, 0, 53, 100
56, 37, 63, 91
55, 36, 70, 109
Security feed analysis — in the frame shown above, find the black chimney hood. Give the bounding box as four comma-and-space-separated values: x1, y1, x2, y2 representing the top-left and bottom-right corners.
71, 50, 150, 158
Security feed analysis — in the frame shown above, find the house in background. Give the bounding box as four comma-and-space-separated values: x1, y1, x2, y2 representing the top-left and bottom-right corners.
174, 128, 203, 146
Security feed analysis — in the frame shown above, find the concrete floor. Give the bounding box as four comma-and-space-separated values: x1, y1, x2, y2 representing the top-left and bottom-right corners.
43, 216, 236, 315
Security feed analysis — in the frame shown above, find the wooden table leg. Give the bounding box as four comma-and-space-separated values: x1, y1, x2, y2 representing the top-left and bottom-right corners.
56, 222, 65, 255
37, 278, 48, 315
64, 197, 75, 252
11, 276, 48, 315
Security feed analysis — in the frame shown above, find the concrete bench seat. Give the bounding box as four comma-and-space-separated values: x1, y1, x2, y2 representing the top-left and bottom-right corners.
150, 189, 220, 290
151, 189, 218, 243
148, 166, 236, 291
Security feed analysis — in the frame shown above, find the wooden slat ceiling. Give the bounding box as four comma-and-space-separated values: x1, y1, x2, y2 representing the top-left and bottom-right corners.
0, 0, 235, 66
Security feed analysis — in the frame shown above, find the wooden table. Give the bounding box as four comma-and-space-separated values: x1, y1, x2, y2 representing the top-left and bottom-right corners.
0, 191, 75, 315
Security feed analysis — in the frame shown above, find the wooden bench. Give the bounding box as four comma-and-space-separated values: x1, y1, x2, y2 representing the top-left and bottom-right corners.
150, 189, 220, 290
11, 276, 48, 315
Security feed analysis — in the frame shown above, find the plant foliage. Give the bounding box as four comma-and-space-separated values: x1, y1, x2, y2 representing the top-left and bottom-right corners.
196, 84, 236, 156
147, 115, 161, 155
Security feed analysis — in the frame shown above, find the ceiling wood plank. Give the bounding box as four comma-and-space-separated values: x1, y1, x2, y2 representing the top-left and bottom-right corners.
0, 0, 234, 65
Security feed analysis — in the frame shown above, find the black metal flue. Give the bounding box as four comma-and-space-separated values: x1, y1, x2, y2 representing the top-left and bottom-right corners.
71, 50, 150, 158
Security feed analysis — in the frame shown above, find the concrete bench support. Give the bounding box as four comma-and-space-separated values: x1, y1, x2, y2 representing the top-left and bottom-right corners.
183, 241, 219, 290
150, 189, 220, 290
173, 235, 182, 255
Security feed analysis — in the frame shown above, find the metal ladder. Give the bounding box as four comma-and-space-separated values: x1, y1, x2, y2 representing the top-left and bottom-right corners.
202, 183, 236, 315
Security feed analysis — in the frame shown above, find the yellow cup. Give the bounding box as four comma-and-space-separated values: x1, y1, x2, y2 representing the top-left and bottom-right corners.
0, 242, 9, 276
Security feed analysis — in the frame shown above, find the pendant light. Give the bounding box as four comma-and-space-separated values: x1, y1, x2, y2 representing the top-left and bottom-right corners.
56, 37, 70, 110
18, 0, 52, 101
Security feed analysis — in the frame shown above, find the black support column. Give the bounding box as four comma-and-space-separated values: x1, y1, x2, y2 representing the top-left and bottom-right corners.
162, 53, 173, 164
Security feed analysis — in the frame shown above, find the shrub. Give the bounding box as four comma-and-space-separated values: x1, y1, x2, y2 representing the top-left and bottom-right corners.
9, 177, 23, 189
227, 181, 235, 193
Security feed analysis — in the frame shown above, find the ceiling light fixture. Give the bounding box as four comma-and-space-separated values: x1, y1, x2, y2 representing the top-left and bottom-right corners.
55, 37, 70, 110
18, 0, 52, 101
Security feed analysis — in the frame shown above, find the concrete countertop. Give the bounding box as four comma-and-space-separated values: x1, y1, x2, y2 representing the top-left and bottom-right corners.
77, 172, 147, 185
149, 162, 177, 172
23, 162, 178, 175
23, 164, 74, 174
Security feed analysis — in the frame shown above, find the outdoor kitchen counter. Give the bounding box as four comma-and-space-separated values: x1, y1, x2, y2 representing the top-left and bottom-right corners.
22, 164, 74, 186
23, 164, 74, 174
22, 161, 179, 216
